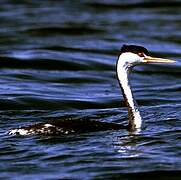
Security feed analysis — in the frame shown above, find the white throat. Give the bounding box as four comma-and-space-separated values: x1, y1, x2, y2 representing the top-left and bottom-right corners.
117, 53, 142, 130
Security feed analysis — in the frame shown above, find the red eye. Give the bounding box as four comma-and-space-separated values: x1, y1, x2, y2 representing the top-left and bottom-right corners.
138, 52, 145, 57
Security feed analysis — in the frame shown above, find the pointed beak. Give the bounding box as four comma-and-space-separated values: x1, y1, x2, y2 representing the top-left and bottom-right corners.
143, 56, 176, 63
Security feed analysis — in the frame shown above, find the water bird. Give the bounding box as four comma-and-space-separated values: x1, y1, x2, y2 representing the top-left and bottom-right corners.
9, 44, 175, 135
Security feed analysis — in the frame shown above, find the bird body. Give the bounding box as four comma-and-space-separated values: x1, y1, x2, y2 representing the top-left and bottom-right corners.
9, 119, 125, 136
8, 45, 175, 135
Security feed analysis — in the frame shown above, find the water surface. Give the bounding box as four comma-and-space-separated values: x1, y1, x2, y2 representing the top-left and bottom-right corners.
0, 0, 180, 179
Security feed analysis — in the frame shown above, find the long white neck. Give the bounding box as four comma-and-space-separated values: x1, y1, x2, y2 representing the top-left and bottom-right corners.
117, 54, 142, 131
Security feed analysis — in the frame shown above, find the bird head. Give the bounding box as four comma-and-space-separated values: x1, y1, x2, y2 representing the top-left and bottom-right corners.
118, 44, 175, 68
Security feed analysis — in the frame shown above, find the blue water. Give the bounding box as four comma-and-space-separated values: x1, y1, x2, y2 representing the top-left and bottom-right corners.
0, 1, 180, 179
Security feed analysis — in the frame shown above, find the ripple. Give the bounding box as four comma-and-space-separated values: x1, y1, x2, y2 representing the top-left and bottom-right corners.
87, 1, 181, 10
96, 170, 181, 179
25, 26, 104, 36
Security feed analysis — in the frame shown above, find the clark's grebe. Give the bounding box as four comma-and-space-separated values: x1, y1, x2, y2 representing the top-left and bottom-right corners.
9, 44, 175, 135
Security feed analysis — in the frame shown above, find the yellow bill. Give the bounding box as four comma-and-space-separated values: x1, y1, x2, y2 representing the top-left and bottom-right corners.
143, 56, 176, 63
